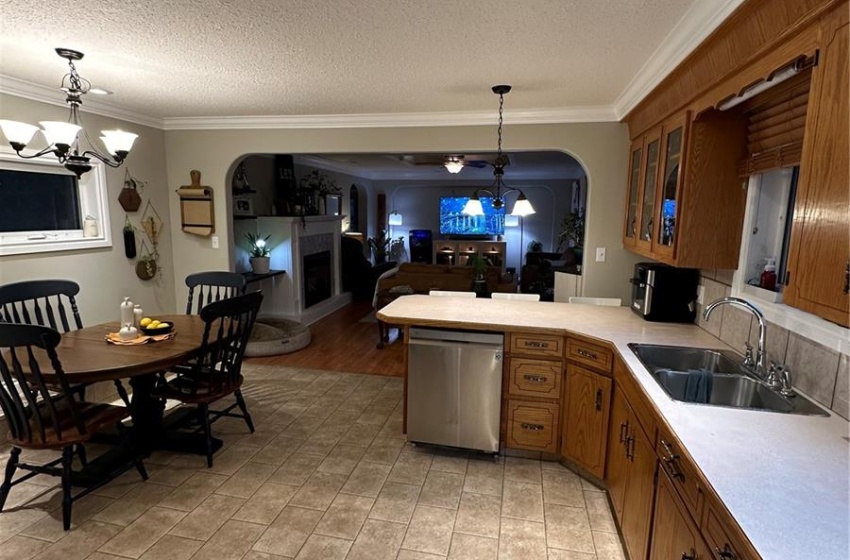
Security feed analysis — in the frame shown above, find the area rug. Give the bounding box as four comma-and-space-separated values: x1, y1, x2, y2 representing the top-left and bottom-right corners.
244, 318, 311, 357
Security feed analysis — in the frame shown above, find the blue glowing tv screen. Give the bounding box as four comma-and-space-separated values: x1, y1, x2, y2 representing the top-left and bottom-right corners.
439, 196, 505, 236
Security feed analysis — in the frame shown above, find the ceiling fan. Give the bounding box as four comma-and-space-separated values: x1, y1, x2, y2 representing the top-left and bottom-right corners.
398, 154, 507, 173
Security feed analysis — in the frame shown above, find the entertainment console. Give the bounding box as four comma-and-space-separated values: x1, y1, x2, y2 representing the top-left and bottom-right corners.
432, 240, 507, 272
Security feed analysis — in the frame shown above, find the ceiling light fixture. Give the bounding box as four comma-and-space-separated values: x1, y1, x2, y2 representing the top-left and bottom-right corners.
0, 48, 137, 178
462, 85, 535, 217
444, 156, 465, 174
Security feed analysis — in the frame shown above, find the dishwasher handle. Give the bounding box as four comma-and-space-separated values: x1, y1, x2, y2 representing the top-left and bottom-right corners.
408, 337, 503, 354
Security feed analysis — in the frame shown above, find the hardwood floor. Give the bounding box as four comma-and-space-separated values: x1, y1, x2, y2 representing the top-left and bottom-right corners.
245, 300, 405, 376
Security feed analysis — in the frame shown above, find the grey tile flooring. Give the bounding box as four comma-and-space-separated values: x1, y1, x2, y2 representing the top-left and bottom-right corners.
0, 364, 623, 560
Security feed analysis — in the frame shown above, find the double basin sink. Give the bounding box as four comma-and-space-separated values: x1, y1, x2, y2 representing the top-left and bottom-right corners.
629, 344, 828, 416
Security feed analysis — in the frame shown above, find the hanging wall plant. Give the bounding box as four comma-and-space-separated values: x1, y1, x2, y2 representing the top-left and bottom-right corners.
118, 168, 145, 212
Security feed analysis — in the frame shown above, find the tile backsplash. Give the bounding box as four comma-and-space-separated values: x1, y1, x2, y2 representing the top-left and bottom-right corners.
698, 270, 849, 420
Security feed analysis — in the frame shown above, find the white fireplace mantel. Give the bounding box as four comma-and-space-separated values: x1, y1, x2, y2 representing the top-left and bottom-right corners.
241, 215, 350, 324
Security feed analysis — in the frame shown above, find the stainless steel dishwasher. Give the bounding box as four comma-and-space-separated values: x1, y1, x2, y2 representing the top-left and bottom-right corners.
407, 327, 504, 453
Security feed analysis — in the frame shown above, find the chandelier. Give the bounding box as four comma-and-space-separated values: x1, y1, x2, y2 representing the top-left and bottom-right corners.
462, 85, 535, 217
0, 48, 138, 178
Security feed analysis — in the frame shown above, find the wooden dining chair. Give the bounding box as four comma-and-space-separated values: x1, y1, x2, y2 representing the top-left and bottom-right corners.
185, 271, 247, 315
0, 279, 131, 408
153, 291, 262, 467
0, 323, 148, 530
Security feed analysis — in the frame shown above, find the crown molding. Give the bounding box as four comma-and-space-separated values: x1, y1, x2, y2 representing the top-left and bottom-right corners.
612, 0, 747, 120
0, 74, 165, 130
161, 105, 618, 131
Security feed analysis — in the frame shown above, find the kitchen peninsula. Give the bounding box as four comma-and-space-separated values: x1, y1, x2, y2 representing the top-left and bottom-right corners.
378, 295, 849, 560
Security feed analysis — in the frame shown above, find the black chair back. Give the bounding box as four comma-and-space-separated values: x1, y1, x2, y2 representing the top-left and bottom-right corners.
0, 280, 82, 333
190, 292, 263, 394
185, 272, 247, 315
0, 323, 84, 444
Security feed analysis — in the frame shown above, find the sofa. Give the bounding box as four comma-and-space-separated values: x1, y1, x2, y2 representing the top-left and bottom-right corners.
373, 262, 517, 347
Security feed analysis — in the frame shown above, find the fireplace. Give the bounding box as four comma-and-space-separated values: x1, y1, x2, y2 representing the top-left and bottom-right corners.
303, 250, 332, 308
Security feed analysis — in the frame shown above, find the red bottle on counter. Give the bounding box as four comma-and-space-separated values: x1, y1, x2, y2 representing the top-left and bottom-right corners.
760, 258, 777, 291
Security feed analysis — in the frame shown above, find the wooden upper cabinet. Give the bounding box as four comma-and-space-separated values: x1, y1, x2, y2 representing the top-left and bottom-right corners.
623, 139, 644, 246
784, 14, 850, 327
636, 129, 662, 253
621, 111, 743, 268
654, 115, 688, 260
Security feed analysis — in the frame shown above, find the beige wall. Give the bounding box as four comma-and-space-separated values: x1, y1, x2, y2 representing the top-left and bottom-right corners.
0, 94, 176, 323
164, 122, 641, 307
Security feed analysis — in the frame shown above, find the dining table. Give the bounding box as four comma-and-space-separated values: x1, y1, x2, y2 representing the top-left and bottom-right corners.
37, 314, 221, 486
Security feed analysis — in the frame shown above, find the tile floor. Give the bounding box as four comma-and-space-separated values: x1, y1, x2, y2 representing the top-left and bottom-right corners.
0, 364, 626, 560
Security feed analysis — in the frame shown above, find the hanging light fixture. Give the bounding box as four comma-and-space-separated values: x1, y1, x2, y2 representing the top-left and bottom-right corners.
0, 48, 138, 178
462, 85, 535, 218
444, 155, 465, 174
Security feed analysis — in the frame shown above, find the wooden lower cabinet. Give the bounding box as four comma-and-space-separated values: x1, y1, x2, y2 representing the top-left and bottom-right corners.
561, 364, 611, 478
606, 385, 657, 560
507, 400, 559, 453
651, 468, 713, 560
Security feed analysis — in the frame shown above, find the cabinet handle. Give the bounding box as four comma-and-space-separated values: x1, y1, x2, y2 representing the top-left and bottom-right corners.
523, 374, 547, 383
626, 435, 635, 460
521, 423, 545, 431
680, 550, 696, 560
595, 388, 603, 411
576, 348, 598, 360
660, 439, 685, 480
715, 544, 736, 560
619, 421, 628, 444
844, 261, 849, 295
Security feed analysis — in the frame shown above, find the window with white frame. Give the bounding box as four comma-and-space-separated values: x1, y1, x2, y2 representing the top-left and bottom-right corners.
0, 151, 111, 256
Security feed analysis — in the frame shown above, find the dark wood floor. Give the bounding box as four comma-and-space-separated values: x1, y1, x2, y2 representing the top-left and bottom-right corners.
245, 300, 405, 377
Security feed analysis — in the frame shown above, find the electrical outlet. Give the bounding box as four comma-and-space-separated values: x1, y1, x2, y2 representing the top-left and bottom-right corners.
697, 285, 705, 305
595, 247, 606, 262
211, 235, 219, 249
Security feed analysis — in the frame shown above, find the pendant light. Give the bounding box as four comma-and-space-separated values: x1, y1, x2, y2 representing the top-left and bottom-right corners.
462, 85, 535, 217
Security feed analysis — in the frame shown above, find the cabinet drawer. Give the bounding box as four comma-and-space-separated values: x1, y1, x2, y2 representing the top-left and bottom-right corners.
507, 400, 559, 453
657, 428, 703, 522
567, 338, 613, 373
702, 498, 755, 560
508, 358, 563, 399
509, 333, 564, 358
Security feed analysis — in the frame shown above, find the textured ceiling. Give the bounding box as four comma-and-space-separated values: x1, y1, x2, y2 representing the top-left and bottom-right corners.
0, 0, 698, 119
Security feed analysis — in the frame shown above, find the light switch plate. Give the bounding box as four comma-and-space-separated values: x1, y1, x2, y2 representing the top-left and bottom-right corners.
697, 285, 705, 305
595, 247, 606, 262
211, 235, 219, 249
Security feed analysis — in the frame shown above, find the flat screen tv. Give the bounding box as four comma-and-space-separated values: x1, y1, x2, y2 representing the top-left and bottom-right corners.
439, 196, 505, 236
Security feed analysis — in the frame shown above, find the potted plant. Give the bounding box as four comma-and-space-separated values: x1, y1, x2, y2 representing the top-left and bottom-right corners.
246, 232, 272, 274
557, 209, 585, 263
299, 170, 341, 215
368, 230, 391, 264
469, 254, 492, 298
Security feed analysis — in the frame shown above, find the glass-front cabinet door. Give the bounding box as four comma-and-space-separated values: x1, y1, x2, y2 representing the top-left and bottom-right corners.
636, 130, 661, 251
623, 139, 643, 246
656, 114, 688, 257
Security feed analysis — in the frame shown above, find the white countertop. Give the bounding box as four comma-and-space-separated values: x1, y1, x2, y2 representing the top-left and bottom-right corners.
378, 296, 850, 560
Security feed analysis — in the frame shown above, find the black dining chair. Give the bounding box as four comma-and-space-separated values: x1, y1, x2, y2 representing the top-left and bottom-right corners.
0, 280, 131, 408
153, 291, 262, 467
185, 271, 247, 315
0, 323, 148, 530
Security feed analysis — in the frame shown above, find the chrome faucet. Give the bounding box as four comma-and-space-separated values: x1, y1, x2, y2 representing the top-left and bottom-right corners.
703, 297, 768, 378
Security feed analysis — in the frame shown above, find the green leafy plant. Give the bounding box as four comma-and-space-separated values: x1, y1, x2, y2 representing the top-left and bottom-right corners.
299, 169, 341, 196
368, 229, 390, 263
557, 209, 585, 251
469, 254, 492, 281
245, 233, 271, 257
